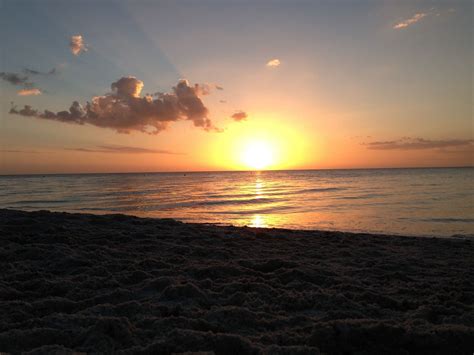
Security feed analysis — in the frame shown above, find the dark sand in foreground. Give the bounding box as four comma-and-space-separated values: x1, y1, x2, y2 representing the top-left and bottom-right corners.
1, 209, 473, 354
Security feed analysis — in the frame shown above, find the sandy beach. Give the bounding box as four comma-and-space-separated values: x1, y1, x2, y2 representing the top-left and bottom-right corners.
1, 209, 473, 354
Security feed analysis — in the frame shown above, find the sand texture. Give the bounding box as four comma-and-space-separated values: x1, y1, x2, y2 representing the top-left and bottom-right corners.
0, 209, 473, 354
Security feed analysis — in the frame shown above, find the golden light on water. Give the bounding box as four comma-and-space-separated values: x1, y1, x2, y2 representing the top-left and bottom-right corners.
250, 214, 267, 228
249, 177, 268, 227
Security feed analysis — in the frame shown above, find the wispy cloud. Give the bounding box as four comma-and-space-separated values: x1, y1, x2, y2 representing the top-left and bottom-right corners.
231, 111, 247, 122
23, 67, 58, 76
0, 71, 43, 95
1, 54, 64, 100
393, 12, 427, 29
0, 72, 32, 87
70, 35, 87, 56
363, 137, 474, 150
17, 88, 42, 96
266, 58, 281, 68
0, 149, 40, 154
67, 145, 184, 154
10, 76, 221, 134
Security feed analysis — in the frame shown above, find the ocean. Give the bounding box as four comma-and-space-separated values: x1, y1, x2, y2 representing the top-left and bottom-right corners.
1, 167, 472, 237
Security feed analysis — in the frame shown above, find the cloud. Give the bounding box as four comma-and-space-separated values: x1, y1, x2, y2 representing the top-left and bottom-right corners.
0, 149, 40, 154
67, 145, 183, 154
17, 88, 42, 96
1, 68, 54, 94
70, 35, 87, 56
112, 76, 143, 98
363, 137, 474, 150
266, 58, 281, 68
231, 111, 247, 122
0, 72, 33, 87
10, 76, 219, 134
23, 67, 57, 76
393, 12, 427, 29
190, 83, 222, 95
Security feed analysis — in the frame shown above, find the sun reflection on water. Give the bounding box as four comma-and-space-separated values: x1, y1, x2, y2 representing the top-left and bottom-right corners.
250, 214, 267, 228
248, 173, 268, 227
255, 178, 264, 199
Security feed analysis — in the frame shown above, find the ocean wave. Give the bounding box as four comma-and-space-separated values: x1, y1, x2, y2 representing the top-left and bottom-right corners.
422, 218, 474, 223
1, 168, 472, 236
210, 205, 296, 215
333, 193, 387, 200
7, 199, 79, 205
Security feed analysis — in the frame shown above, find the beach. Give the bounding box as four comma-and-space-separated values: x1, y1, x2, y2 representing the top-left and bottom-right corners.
1, 208, 473, 354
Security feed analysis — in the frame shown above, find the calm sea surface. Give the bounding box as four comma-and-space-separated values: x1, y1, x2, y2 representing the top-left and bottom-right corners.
1, 168, 473, 237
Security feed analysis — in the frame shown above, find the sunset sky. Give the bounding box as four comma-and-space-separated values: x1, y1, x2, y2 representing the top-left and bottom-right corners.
1, 0, 472, 174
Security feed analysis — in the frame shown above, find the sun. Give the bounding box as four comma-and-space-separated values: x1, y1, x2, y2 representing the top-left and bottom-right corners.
241, 140, 274, 170
209, 114, 310, 171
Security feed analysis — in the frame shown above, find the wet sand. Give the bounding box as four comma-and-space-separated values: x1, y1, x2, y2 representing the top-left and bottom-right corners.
1, 209, 473, 354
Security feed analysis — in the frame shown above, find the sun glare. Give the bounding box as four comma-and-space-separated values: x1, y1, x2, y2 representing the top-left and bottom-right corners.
241, 141, 274, 170
209, 114, 310, 171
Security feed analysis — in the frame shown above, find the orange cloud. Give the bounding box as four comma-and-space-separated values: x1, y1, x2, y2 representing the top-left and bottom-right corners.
70, 35, 87, 56
393, 13, 427, 29
17, 88, 42, 96
231, 111, 247, 121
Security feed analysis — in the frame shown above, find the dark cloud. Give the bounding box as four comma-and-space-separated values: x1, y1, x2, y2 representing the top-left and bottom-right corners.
67, 145, 184, 154
0, 72, 33, 87
10, 76, 218, 134
364, 137, 474, 150
23, 67, 57, 76
170, 83, 221, 96
231, 111, 248, 122
1, 71, 44, 95
1, 66, 57, 89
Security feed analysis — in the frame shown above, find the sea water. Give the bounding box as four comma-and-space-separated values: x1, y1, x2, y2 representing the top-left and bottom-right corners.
1, 168, 472, 237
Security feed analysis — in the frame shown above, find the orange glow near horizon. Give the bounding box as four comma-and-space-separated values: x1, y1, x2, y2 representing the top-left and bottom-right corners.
210, 114, 311, 171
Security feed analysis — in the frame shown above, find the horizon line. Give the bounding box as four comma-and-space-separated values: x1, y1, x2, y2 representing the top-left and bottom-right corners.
1, 165, 472, 177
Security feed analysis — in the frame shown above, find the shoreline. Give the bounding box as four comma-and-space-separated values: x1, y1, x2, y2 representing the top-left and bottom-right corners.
1, 209, 473, 353
3, 208, 472, 240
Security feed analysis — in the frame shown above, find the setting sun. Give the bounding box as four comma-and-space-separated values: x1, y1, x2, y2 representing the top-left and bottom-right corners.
209, 114, 311, 171
241, 141, 274, 170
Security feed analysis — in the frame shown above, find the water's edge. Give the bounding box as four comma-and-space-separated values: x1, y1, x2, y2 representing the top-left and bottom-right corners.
3, 208, 473, 240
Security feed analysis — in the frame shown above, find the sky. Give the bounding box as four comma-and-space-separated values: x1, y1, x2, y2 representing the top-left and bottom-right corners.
0, 0, 472, 174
